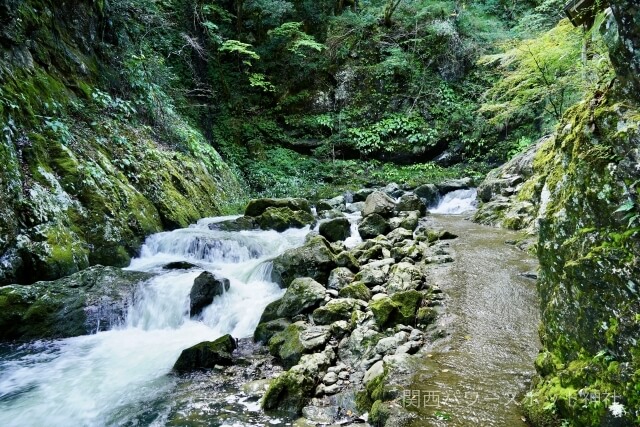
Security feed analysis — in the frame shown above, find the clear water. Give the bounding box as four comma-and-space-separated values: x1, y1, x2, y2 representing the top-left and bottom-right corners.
0, 217, 310, 427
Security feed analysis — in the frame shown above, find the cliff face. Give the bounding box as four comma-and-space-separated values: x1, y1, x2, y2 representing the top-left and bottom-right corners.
521, 4, 640, 425
0, 0, 246, 285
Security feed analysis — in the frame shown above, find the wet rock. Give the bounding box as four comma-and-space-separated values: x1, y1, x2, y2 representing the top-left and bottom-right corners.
268, 323, 307, 369
382, 183, 404, 198
319, 217, 351, 242
386, 228, 414, 245
362, 191, 396, 218
190, 272, 230, 317
396, 194, 426, 215
323, 371, 339, 385
208, 216, 257, 232
358, 213, 390, 239
364, 360, 385, 385
271, 236, 337, 287
299, 326, 331, 350
334, 251, 360, 271
414, 183, 439, 207
344, 201, 365, 213
301, 405, 338, 424
436, 177, 473, 194
338, 282, 372, 302
375, 332, 408, 355
327, 267, 355, 290
415, 307, 437, 327
313, 298, 359, 324
254, 318, 291, 344
0, 266, 154, 341
389, 210, 420, 232
353, 188, 375, 202
369, 291, 424, 329
173, 334, 237, 373
162, 261, 198, 270
277, 278, 326, 318
354, 262, 390, 287
245, 198, 312, 217
255, 207, 316, 232
262, 351, 332, 414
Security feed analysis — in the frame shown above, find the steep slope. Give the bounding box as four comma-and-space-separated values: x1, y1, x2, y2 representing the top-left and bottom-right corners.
0, 0, 246, 285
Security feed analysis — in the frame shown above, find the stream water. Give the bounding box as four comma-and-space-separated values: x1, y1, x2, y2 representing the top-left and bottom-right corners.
0, 192, 539, 427
0, 217, 310, 426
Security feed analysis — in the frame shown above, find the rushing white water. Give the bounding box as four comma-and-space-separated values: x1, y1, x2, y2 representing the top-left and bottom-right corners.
429, 188, 478, 214
0, 217, 310, 427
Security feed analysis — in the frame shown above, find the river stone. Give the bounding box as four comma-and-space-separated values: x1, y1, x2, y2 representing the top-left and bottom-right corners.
354, 263, 390, 287
313, 298, 359, 324
319, 217, 351, 242
344, 201, 365, 213
358, 213, 390, 240
163, 261, 198, 270
436, 177, 473, 194
278, 278, 326, 318
271, 236, 337, 287
254, 318, 291, 343
301, 405, 339, 424
362, 191, 396, 218
386, 262, 423, 294
190, 272, 230, 317
389, 210, 420, 232
338, 282, 372, 301
396, 194, 426, 215
208, 216, 257, 232
414, 183, 439, 206
335, 251, 360, 271
353, 188, 375, 202
299, 325, 331, 350
255, 207, 316, 232
268, 322, 307, 369
0, 266, 154, 341
245, 198, 312, 217
262, 351, 332, 414
327, 267, 355, 290
173, 334, 237, 373
363, 360, 385, 385
386, 227, 414, 245
382, 183, 404, 198
375, 332, 409, 355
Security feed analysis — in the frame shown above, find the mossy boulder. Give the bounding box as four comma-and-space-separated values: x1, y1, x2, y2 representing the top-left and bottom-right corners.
268, 323, 307, 369
396, 194, 426, 215
262, 351, 331, 414
362, 191, 396, 218
338, 282, 371, 301
414, 184, 439, 207
255, 207, 316, 231
327, 267, 356, 290
386, 262, 424, 294
313, 298, 359, 324
190, 272, 230, 317
271, 236, 337, 287
245, 198, 312, 217
0, 266, 154, 341
208, 216, 257, 232
254, 318, 291, 344
358, 213, 390, 239
319, 217, 351, 242
277, 277, 326, 318
370, 291, 423, 328
172, 334, 237, 373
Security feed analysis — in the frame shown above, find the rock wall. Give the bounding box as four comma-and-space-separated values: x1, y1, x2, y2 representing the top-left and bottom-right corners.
0, 0, 246, 285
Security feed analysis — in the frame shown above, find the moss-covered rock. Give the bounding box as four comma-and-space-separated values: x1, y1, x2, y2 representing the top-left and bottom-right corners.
0, 266, 153, 341
245, 198, 312, 217
172, 334, 237, 373
255, 207, 316, 231
268, 323, 307, 369
338, 282, 372, 301
271, 236, 337, 287
254, 318, 291, 344
319, 217, 351, 242
358, 213, 390, 239
277, 277, 326, 318
312, 298, 359, 324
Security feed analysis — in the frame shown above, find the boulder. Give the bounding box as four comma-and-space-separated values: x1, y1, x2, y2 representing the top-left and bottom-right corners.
388, 210, 420, 232
271, 236, 337, 287
436, 177, 473, 195
327, 267, 355, 290
386, 262, 424, 294
362, 192, 396, 218
262, 351, 332, 414
255, 207, 316, 231
382, 183, 404, 198
190, 272, 230, 317
245, 198, 312, 217
163, 261, 198, 270
268, 322, 308, 368
254, 318, 291, 343
344, 201, 365, 213
258, 299, 283, 324
386, 228, 414, 245
0, 266, 154, 341
208, 216, 257, 232
172, 334, 237, 373
319, 218, 351, 242
396, 194, 426, 215
335, 251, 360, 271
277, 278, 326, 318
353, 188, 375, 202
414, 183, 439, 207
313, 298, 359, 324
358, 213, 389, 239
338, 282, 372, 301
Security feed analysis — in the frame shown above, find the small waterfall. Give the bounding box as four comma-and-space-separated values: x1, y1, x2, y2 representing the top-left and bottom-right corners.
429, 188, 478, 214
0, 218, 310, 427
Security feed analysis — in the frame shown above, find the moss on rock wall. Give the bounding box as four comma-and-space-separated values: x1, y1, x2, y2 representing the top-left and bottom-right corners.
523, 86, 640, 426
0, 0, 246, 285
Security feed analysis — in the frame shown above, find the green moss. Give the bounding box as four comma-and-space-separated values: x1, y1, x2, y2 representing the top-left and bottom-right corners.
268, 323, 306, 369
370, 400, 391, 426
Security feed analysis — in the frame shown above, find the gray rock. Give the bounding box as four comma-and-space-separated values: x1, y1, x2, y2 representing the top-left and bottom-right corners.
319, 217, 351, 242
323, 371, 338, 385
436, 177, 473, 194
173, 334, 236, 373
278, 277, 326, 318
353, 188, 375, 202
362, 191, 396, 218
245, 197, 312, 216
344, 202, 366, 213
271, 236, 337, 287
327, 267, 355, 290
396, 193, 426, 215
358, 213, 390, 239
363, 360, 385, 385
190, 272, 230, 317
414, 183, 439, 206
